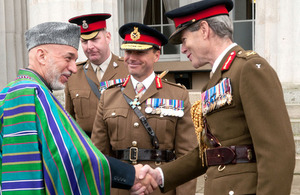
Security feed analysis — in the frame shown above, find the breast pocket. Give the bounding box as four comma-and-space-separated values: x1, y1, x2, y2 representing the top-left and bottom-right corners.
146, 115, 176, 144
207, 100, 236, 116
104, 108, 129, 141
70, 90, 90, 118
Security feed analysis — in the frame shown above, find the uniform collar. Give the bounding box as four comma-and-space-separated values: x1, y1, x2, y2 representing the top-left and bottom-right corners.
90, 52, 112, 72
211, 43, 237, 73
130, 72, 155, 91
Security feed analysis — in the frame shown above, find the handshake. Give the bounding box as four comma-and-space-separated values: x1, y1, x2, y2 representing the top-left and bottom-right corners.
130, 164, 163, 195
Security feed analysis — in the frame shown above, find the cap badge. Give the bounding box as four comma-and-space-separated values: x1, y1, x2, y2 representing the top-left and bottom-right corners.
130, 27, 141, 41
82, 20, 89, 29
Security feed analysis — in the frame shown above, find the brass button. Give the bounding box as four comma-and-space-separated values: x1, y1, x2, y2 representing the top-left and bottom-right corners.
132, 141, 137, 146
133, 122, 139, 127
76, 94, 79, 97
229, 190, 234, 195
204, 174, 208, 181
111, 112, 116, 116
247, 149, 253, 160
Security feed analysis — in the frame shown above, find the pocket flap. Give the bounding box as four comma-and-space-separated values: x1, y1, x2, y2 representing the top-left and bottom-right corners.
104, 108, 129, 119
70, 90, 90, 99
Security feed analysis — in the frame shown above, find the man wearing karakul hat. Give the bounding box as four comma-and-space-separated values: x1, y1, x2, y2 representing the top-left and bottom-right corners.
0, 21, 156, 194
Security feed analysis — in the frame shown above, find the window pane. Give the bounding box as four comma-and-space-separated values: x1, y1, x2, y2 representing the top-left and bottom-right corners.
233, 21, 253, 50
163, 26, 180, 54
123, 0, 145, 23
234, 0, 255, 20
144, 0, 169, 25
121, 0, 180, 56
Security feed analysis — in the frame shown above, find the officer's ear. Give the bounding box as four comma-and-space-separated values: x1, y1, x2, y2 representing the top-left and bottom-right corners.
199, 20, 210, 40
153, 49, 160, 62
104, 30, 111, 43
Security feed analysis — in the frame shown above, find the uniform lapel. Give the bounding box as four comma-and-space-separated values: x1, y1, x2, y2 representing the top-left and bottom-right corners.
139, 79, 159, 103
122, 77, 159, 103
101, 54, 120, 81
85, 60, 100, 87
122, 79, 137, 100
206, 45, 241, 90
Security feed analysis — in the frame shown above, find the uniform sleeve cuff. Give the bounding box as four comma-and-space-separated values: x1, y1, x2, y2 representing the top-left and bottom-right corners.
155, 167, 164, 188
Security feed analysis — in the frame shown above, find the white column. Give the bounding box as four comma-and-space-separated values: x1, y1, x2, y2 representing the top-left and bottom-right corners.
0, 0, 27, 89
255, 0, 300, 84
27, 0, 121, 62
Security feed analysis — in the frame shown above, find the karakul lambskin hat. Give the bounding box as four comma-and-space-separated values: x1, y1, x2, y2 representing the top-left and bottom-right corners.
25, 22, 81, 51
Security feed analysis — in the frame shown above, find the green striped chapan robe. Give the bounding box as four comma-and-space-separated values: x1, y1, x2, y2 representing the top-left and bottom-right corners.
0, 68, 111, 194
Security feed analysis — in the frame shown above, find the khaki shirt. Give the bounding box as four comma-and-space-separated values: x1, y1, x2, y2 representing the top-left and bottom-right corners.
160, 45, 295, 195
65, 54, 129, 133
92, 78, 198, 195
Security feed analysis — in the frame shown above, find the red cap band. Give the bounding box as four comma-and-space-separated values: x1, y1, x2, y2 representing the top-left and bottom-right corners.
81, 20, 106, 33
173, 5, 228, 28
124, 34, 162, 46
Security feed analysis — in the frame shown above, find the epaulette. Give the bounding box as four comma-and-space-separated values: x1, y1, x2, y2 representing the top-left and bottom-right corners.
76, 60, 87, 66
236, 50, 258, 60
161, 79, 187, 89
105, 83, 123, 90
117, 56, 124, 61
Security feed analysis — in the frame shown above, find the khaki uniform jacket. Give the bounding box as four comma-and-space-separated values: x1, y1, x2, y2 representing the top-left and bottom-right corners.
160, 45, 295, 195
92, 77, 198, 195
65, 54, 128, 133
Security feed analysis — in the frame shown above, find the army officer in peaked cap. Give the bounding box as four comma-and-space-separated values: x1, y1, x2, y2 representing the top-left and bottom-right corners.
65, 13, 128, 137
135, 0, 296, 194
92, 22, 198, 195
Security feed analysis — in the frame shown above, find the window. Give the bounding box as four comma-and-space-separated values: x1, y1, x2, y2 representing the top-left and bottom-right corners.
118, 0, 256, 90
231, 0, 256, 50
118, 0, 180, 61
119, 0, 256, 57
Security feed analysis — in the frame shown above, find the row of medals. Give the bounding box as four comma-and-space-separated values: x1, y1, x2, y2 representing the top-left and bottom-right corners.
145, 106, 184, 118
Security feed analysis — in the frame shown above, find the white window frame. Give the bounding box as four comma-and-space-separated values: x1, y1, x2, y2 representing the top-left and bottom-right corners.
118, 0, 255, 61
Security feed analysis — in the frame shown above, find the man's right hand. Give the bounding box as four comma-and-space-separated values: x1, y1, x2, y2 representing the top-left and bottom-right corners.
130, 164, 162, 195
130, 164, 159, 195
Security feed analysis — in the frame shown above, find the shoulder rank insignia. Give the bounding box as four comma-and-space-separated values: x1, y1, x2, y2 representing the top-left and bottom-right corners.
237, 50, 258, 59
245, 51, 256, 57
221, 51, 236, 71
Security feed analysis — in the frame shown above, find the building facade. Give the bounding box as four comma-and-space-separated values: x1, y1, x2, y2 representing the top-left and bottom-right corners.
1, 0, 300, 91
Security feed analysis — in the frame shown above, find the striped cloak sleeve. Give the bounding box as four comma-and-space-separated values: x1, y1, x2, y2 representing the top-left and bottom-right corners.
0, 79, 111, 195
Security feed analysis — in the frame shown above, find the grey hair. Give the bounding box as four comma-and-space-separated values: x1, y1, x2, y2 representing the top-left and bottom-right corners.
187, 15, 233, 41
